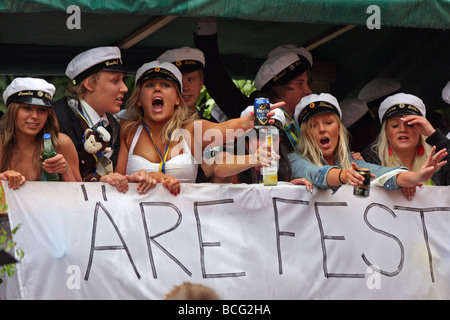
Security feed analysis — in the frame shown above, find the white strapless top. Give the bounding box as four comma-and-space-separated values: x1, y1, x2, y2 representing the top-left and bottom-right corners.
126, 124, 198, 182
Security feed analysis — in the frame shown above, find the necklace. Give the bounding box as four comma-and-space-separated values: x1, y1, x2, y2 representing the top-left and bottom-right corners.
142, 122, 171, 174
279, 106, 301, 150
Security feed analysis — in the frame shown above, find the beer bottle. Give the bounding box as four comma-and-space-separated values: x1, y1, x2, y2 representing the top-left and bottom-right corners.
260, 126, 279, 186
42, 133, 60, 181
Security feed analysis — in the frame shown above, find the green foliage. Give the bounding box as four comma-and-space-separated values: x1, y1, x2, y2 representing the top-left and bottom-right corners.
0, 75, 14, 114
197, 79, 256, 120
0, 223, 24, 284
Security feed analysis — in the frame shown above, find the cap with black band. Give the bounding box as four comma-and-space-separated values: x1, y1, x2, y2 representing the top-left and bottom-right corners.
65, 46, 127, 85
157, 47, 205, 74
378, 93, 426, 123
135, 61, 183, 92
3, 77, 56, 107
294, 93, 342, 124
255, 45, 312, 92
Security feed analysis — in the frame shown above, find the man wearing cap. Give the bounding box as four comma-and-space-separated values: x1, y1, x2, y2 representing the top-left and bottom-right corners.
53, 46, 128, 182
157, 46, 232, 123
157, 47, 205, 115
195, 20, 313, 151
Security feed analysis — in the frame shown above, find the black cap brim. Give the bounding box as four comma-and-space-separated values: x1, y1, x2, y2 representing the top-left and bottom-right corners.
7, 91, 53, 107
261, 55, 311, 92
297, 101, 340, 123
381, 104, 423, 122
174, 60, 204, 74
138, 72, 181, 92
72, 58, 128, 85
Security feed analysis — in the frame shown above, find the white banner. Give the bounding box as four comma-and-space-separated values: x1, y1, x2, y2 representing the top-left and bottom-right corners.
3, 181, 450, 300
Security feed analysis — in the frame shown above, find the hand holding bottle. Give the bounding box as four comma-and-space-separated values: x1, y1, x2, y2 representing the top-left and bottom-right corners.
41, 153, 71, 177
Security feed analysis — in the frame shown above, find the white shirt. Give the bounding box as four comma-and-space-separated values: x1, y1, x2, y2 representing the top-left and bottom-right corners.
80, 99, 109, 128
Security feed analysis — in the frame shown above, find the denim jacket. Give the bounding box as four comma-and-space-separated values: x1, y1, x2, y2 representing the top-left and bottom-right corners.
288, 152, 407, 191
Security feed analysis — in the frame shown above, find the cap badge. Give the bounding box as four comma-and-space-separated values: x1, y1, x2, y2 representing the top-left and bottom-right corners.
176, 61, 182, 66
155, 67, 160, 72
309, 102, 316, 109
37, 91, 43, 97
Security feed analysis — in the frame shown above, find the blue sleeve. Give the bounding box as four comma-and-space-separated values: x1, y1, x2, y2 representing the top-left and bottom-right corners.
288, 153, 339, 189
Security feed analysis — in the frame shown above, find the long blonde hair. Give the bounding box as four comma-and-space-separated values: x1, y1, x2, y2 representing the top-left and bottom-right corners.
0, 102, 60, 177
120, 81, 194, 145
372, 121, 431, 171
297, 113, 351, 168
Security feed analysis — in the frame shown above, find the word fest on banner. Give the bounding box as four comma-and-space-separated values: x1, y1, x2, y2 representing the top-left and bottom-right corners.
3, 181, 450, 299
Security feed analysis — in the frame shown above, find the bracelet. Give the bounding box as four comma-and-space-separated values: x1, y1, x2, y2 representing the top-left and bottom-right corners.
338, 169, 345, 184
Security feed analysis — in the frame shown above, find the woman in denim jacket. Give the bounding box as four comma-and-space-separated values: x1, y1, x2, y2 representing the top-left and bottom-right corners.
288, 93, 447, 196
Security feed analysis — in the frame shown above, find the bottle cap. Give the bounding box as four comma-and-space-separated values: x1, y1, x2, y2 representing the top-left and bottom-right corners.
43, 133, 51, 139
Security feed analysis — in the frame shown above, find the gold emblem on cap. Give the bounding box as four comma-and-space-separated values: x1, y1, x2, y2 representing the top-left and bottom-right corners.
176, 61, 182, 66
400, 104, 405, 108
37, 91, 43, 97
309, 102, 315, 108
155, 67, 160, 72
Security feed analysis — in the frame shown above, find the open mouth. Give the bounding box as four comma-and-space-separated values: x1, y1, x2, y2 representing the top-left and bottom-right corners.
320, 137, 330, 146
398, 136, 410, 141
152, 97, 164, 112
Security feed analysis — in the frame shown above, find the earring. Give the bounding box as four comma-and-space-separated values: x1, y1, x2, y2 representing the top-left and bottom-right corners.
417, 144, 425, 156
388, 146, 394, 156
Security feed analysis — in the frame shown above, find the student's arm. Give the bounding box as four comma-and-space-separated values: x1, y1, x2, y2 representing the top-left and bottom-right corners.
0, 170, 26, 190
194, 19, 252, 119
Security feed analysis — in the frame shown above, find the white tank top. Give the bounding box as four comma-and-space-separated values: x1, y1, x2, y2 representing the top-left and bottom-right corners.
126, 124, 198, 182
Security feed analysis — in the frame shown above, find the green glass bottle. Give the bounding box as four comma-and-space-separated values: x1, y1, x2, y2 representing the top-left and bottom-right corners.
42, 133, 60, 181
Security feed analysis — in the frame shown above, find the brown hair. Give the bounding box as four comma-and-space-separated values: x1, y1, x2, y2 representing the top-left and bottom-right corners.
65, 73, 100, 99
0, 103, 60, 177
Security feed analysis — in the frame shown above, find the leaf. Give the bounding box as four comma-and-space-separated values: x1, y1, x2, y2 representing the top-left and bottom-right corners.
11, 223, 21, 234
6, 239, 14, 251
5, 264, 15, 277
16, 248, 24, 260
